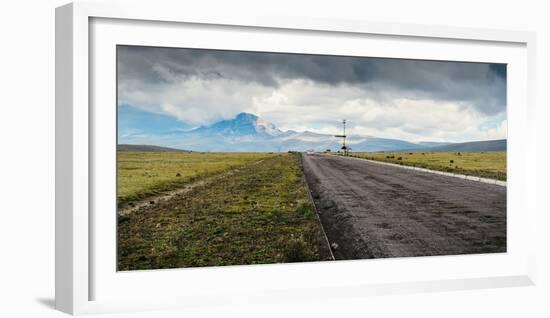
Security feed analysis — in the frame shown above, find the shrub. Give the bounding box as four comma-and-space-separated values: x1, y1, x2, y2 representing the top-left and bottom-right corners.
283, 235, 315, 262
450, 159, 454, 164
397, 157, 402, 160
296, 203, 314, 218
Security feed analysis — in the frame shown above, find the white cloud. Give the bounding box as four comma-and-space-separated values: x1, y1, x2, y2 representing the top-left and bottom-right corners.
479, 119, 507, 141
119, 76, 272, 126
251, 79, 505, 142
119, 74, 507, 142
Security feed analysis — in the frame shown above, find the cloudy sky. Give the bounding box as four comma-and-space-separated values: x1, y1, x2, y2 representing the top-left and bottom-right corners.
118, 45, 507, 143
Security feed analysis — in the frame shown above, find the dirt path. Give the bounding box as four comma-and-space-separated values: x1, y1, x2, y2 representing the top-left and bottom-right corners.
301, 153, 506, 260
117, 154, 332, 270
118, 159, 266, 216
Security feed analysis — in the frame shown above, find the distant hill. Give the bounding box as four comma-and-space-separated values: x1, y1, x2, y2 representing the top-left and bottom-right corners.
117, 144, 189, 152
417, 139, 506, 152
118, 112, 506, 153
121, 112, 437, 152
416, 141, 452, 148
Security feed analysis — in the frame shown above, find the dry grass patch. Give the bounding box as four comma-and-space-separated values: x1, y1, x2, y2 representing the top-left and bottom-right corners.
117, 153, 331, 270
352, 151, 506, 181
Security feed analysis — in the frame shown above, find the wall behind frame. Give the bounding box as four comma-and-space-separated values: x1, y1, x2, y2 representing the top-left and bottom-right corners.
0, 0, 548, 317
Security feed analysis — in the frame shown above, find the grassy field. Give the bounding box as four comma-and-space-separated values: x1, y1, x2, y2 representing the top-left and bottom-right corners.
117, 153, 330, 270
351, 151, 506, 181
117, 152, 275, 204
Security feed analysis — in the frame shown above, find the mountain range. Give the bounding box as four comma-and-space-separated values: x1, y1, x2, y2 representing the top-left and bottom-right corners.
119, 111, 506, 152
117, 144, 190, 152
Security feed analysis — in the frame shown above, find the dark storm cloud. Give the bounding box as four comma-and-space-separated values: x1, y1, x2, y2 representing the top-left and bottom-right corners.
118, 45, 506, 115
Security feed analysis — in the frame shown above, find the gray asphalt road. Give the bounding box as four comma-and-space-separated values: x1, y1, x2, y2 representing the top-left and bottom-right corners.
301, 154, 506, 260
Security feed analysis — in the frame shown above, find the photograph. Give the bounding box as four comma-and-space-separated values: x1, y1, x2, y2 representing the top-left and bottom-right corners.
116, 45, 507, 271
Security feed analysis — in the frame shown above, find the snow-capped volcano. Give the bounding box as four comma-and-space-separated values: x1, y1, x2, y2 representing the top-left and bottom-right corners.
255, 116, 284, 136
120, 111, 456, 152
193, 112, 283, 138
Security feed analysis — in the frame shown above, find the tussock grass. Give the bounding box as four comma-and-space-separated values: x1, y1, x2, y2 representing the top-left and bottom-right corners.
117, 152, 275, 204
352, 151, 506, 181
117, 153, 329, 270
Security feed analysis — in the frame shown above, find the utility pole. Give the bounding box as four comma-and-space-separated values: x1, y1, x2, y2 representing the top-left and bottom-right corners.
335, 119, 348, 156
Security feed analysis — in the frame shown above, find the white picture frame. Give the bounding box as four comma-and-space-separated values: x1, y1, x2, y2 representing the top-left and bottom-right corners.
55, 1, 537, 315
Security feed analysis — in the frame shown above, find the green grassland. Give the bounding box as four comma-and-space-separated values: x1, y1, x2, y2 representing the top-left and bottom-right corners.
117, 153, 330, 270
117, 152, 276, 204
351, 151, 506, 181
